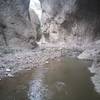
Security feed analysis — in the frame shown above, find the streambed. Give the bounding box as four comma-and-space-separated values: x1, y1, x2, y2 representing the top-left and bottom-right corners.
0, 57, 100, 100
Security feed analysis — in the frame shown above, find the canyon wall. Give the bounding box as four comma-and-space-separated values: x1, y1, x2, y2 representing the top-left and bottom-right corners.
0, 0, 40, 49
0, 0, 100, 56
40, 0, 100, 49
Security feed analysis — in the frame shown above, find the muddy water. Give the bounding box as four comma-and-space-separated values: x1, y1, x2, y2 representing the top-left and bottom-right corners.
0, 57, 100, 100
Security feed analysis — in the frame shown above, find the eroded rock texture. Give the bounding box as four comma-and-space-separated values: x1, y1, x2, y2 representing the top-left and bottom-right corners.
40, 0, 100, 49
0, 0, 40, 49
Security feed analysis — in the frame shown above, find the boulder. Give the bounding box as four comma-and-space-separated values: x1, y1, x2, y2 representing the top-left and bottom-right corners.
78, 40, 100, 60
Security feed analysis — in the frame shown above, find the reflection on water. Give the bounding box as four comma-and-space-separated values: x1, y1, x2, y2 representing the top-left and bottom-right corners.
28, 68, 48, 100
0, 57, 100, 100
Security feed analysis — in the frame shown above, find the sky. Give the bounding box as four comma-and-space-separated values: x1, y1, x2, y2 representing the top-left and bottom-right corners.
30, 0, 42, 20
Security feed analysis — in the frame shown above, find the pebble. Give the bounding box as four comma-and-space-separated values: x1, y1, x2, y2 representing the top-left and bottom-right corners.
8, 73, 13, 77
6, 68, 11, 72
45, 61, 49, 64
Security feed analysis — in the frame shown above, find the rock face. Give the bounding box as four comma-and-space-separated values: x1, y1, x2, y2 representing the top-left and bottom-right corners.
0, 0, 41, 49
40, 0, 100, 49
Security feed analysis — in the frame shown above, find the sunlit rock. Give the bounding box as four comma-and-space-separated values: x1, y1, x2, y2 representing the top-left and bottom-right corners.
30, 0, 42, 21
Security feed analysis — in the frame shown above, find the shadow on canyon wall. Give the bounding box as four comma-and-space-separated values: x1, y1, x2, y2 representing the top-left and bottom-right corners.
61, 0, 100, 40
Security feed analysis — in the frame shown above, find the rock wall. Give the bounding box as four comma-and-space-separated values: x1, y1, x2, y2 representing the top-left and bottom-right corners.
0, 0, 40, 49
40, 0, 100, 49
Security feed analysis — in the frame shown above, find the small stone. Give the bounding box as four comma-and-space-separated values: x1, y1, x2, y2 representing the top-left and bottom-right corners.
6, 68, 11, 72
8, 73, 13, 77
45, 61, 49, 64
17, 56, 21, 59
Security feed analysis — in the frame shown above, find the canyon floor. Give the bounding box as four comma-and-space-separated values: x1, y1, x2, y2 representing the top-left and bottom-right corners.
0, 42, 100, 95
